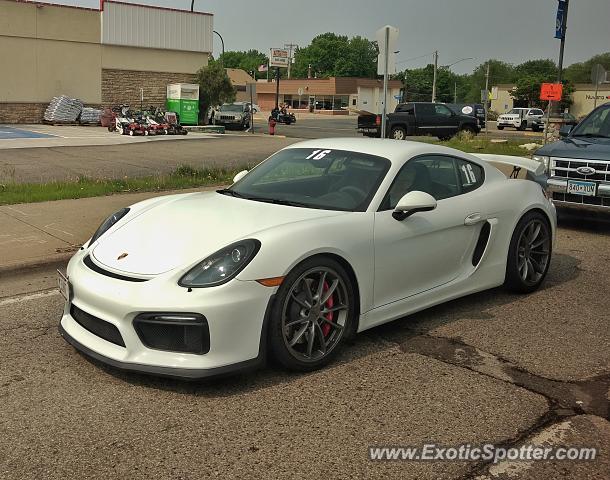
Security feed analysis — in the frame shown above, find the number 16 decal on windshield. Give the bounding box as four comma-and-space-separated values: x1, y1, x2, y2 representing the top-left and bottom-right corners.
306, 150, 332, 160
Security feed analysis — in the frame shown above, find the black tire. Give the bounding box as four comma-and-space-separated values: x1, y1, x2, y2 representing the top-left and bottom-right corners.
531, 124, 540, 132
497, 125, 504, 130
268, 256, 356, 372
390, 126, 406, 140
107, 125, 115, 132
504, 211, 552, 293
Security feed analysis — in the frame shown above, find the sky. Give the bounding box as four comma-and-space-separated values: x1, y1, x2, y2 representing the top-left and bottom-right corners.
33, 0, 610, 74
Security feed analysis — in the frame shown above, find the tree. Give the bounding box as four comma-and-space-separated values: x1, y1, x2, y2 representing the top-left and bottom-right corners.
396, 65, 470, 103
514, 59, 557, 79
291, 33, 377, 78
218, 50, 268, 77
464, 60, 516, 103
196, 60, 235, 121
564, 51, 610, 83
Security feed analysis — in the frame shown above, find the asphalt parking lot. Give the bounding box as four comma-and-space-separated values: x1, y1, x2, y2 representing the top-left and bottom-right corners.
0, 210, 609, 479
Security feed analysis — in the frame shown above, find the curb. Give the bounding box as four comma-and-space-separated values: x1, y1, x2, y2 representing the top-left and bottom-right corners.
0, 252, 75, 276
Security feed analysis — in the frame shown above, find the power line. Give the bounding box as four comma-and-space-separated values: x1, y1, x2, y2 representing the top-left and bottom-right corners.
396, 51, 436, 65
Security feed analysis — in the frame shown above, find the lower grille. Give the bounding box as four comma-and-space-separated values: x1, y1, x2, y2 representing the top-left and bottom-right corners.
70, 304, 125, 347
552, 192, 610, 207
133, 313, 210, 355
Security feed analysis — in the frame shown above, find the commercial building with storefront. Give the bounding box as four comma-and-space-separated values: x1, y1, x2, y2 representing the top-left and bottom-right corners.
255, 77, 402, 114
490, 83, 610, 118
0, 0, 212, 123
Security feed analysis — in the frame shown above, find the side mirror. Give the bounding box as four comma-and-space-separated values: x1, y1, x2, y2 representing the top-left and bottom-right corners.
392, 191, 437, 221
233, 170, 249, 183
559, 124, 573, 138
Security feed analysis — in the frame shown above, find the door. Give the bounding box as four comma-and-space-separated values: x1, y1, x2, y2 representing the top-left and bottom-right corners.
373, 155, 486, 307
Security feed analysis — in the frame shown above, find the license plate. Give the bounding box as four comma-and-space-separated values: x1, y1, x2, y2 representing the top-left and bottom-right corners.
57, 269, 70, 302
567, 180, 596, 196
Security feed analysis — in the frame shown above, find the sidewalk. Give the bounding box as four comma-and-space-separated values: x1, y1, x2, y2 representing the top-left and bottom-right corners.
0, 187, 209, 272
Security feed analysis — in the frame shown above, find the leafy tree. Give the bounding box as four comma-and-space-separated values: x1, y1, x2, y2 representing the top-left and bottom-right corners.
195, 60, 235, 121
218, 50, 268, 77
395, 66, 470, 103
514, 59, 557, 79
464, 60, 516, 103
291, 33, 377, 78
564, 51, 610, 83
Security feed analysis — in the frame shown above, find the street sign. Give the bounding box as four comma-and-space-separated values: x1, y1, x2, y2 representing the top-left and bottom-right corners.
540, 83, 563, 101
376, 25, 399, 75
555, 0, 566, 39
269, 48, 289, 68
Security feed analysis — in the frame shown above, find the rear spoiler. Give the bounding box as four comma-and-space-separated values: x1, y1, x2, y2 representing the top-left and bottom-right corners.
472, 154, 545, 178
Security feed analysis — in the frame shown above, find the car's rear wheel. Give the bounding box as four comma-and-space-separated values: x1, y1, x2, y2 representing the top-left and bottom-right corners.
391, 126, 406, 140
269, 256, 355, 371
504, 211, 552, 293
497, 125, 504, 130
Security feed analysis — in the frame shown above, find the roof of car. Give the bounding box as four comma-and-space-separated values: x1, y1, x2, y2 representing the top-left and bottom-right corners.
284, 138, 478, 164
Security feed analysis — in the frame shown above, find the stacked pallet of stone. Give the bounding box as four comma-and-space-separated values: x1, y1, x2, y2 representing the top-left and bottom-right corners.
79, 107, 102, 124
43, 96, 83, 123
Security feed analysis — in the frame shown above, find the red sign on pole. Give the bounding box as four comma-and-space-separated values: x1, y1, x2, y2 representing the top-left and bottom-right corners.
540, 83, 563, 101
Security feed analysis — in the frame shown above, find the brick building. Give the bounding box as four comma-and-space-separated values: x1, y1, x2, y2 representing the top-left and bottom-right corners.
255, 77, 403, 114
0, 0, 213, 123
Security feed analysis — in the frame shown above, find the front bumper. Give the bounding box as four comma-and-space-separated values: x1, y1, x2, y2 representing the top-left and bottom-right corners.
497, 119, 520, 127
59, 251, 275, 379
547, 178, 610, 211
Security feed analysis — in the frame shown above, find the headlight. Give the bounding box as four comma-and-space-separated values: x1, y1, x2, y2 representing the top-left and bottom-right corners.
532, 155, 550, 173
179, 239, 261, 288
88, 208, 130, 247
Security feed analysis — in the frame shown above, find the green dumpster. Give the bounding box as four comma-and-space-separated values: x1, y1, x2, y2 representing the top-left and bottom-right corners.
166, 83, 200, 125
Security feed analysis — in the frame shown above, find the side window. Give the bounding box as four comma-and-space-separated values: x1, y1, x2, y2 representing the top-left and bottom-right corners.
455, 158, 484, 194
416, 103, 435, 116
381, 155, 460, 210
396, 104, 415, 115
434, 104, 453, 117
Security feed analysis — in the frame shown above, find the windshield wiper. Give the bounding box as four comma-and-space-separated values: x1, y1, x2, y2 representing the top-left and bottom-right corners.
217, 188, 244, 197
571, 133, 610, 138
244, 196, 310, 207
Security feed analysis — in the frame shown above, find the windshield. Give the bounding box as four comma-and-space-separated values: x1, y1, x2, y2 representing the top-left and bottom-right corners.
223, 148, 391, 211
507, 109, 525, 115
220, 104, 244, 112
571, 106, 610, 138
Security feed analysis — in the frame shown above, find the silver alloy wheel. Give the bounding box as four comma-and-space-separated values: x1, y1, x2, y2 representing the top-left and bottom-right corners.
281, 267, 349, 362
392, 128, 405, 140
516, 219, 550, 286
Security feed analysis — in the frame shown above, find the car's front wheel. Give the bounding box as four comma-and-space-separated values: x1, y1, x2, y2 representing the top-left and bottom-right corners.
504, 211, 552, 293
269, 256, 356, 371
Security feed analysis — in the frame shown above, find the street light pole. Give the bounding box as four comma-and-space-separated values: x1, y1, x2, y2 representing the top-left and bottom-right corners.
213, 30, 224, 62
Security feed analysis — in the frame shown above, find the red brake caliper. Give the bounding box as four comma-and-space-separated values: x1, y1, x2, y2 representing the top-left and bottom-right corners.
321, 281, 334, 337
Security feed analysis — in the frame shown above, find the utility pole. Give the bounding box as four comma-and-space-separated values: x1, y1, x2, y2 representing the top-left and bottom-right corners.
454, 82, 457, 103
381, 26, 389, 139
484, 61, 490, 135
275, 67, 280, 109
431, 50, 438, 103
285, 43, 298, 79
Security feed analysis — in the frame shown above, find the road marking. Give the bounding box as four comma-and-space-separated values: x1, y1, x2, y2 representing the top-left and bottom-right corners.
0, 289, 60, 307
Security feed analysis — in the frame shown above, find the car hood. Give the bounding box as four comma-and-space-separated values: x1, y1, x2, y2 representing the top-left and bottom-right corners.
92, 191, 346, 276
536, 137, 610, 161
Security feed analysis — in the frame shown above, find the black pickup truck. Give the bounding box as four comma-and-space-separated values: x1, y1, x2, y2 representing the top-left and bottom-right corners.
357, 102, 480, 140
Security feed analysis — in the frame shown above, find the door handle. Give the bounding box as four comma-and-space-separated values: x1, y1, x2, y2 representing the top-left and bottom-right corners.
464, 213, 483, 226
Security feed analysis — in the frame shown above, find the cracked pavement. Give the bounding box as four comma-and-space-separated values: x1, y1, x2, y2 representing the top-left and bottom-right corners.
0, 210, 608, 479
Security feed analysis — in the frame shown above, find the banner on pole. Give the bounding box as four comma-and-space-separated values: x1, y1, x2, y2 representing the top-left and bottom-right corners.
555, 0, 566, 39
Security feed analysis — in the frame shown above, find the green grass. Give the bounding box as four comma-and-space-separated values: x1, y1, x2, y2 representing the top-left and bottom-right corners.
0, 165, 249, 206
0, 136, 535, 205
417, 133, 533, 157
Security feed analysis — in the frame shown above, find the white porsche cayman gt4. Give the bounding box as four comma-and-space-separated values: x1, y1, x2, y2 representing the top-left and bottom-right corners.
59, 138, 556, 379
